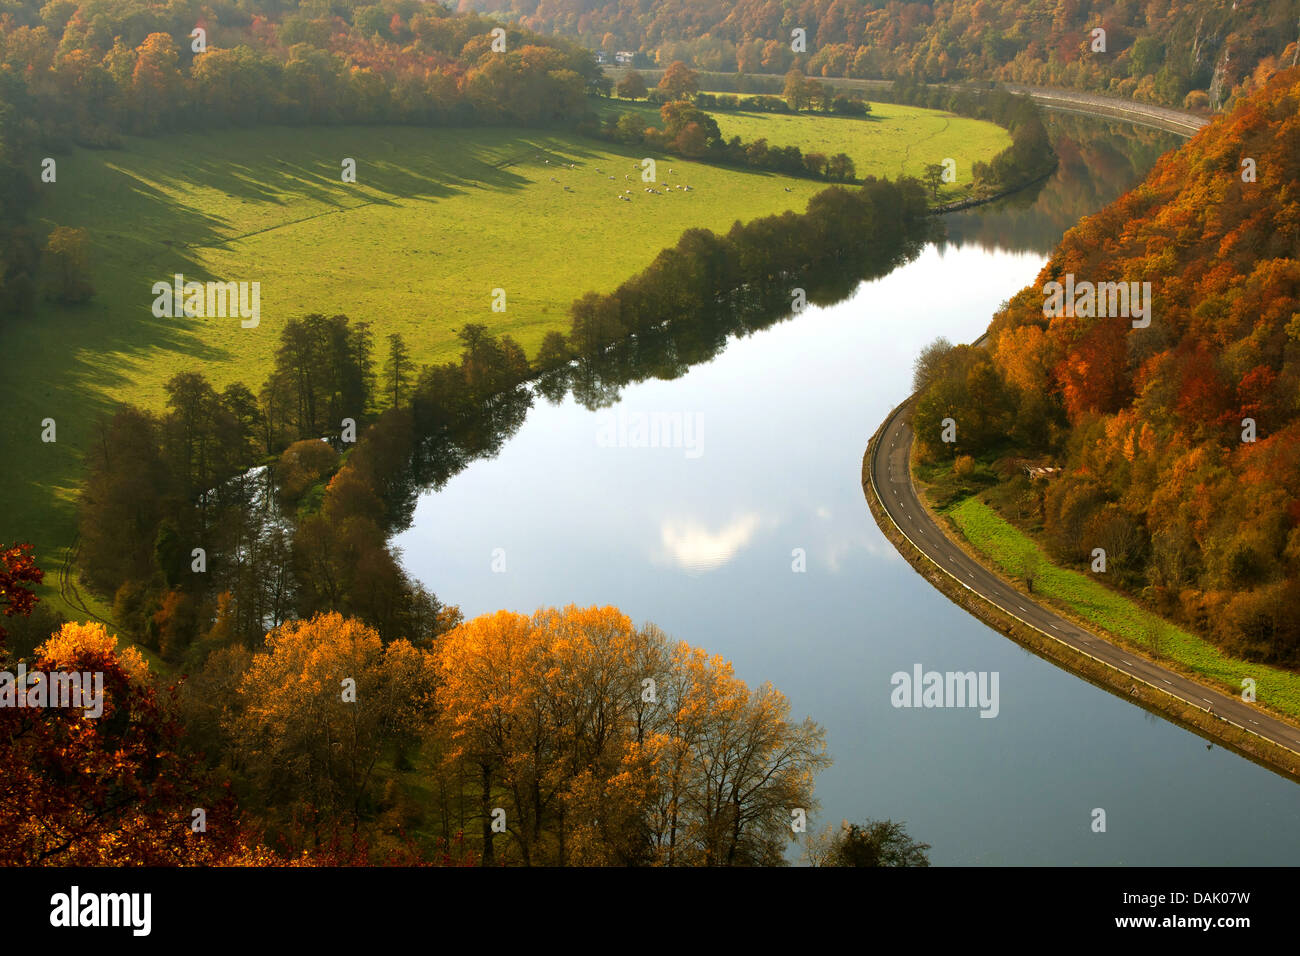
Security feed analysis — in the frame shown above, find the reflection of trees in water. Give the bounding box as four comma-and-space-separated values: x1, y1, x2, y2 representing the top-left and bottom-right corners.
382, 221, 931, 535
377, 120, 1162, 540
940, 114, 1182, 256
534, 233, 925, 414
386, 387, 536, 535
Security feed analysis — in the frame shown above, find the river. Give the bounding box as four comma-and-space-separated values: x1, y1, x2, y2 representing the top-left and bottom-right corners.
395, 113, 1300, 864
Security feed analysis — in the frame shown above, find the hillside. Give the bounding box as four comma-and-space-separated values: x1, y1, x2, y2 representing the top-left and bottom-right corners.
464, 0, 1300, 111
915, 66, 1300, 666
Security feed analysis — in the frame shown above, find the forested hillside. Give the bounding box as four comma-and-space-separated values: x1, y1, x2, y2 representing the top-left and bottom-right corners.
914, 67, 1300, 665
463, 0, 1300, 110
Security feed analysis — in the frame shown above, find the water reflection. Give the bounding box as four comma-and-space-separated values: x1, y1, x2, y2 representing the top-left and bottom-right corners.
393, 116, 1300, 864
657, 513, 767, 573
942, 113, 1182, 254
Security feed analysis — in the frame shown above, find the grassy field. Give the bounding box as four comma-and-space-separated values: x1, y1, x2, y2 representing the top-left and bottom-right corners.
2, 111, 1007, 611
597, 96, 1010, 198
946, 496, 1300, 719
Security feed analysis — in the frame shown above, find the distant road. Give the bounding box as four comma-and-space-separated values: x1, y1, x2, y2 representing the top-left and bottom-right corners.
867, 401, 1300, 761
999, 84, 1208, 136
601, 67, 1210, 138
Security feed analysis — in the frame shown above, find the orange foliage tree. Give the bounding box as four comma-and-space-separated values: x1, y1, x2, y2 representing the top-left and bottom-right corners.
435, 605, 829, 866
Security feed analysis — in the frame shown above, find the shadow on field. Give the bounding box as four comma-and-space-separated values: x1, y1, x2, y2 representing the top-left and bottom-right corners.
3, 125, 642, 569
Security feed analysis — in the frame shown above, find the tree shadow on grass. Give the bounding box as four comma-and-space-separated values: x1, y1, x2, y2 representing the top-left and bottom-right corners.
8, 123, 808, 562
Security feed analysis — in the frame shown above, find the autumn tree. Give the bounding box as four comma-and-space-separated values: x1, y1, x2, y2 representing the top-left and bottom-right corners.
825, 152, 856, 182
221, 613, 436, 848
783, 69, 809, 110
435, 606, 829, 866
617, 70, 648, 100
262, 313, 375, 441
40, 225, 93, 303
130, 32, 183, 130
0, 622, 245, 864
656, 60, 698, 100
79, 406, 173, 592
0, 542, 42, 644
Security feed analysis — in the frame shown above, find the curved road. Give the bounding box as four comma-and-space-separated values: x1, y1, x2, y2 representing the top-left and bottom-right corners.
868, 400, 1300, 761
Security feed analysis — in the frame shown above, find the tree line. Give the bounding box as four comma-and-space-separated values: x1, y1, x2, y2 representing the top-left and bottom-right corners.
495, 0, 1297, 111
0, 0, 602, 323
592, 63, 859, 182
2, 552, 859, 864
877, 77, 1058, 199
597, 63, 1054, 197
588, 100, 857, 182
562, 175, 931, 358
78, 312, 457, 664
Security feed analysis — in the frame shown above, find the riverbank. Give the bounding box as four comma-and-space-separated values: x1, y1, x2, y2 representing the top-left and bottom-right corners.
930, 169, 1055, 214
862, 403, 1300, 782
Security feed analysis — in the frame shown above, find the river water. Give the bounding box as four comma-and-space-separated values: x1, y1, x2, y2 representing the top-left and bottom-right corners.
396, 114, 1300, 864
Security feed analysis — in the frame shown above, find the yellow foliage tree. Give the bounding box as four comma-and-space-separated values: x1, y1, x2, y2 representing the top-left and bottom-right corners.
223, 612, 436, 845
434, 606, 829, 866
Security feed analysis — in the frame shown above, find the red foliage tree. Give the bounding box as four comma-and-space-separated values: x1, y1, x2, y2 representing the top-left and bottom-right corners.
0, 543, 43, 644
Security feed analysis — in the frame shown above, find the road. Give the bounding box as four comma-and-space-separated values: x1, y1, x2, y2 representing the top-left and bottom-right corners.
867, 400, 1300, 760
999, 84, 1209, 136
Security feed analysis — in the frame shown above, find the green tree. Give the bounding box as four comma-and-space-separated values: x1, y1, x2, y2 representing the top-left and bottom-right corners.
809, 819, 931, 867
382, 332, 414, 408
826, 152, 856, 182
922, 162, 946, 200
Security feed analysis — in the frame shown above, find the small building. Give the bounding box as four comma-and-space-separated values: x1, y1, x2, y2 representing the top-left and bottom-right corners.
595, 51, 609, 64
615, 51, 635, 65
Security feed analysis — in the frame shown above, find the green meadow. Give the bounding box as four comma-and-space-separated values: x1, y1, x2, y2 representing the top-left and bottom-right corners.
947, 496, 1300, 719
598, 96, 1010, 196
3, 110, 1007, 609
